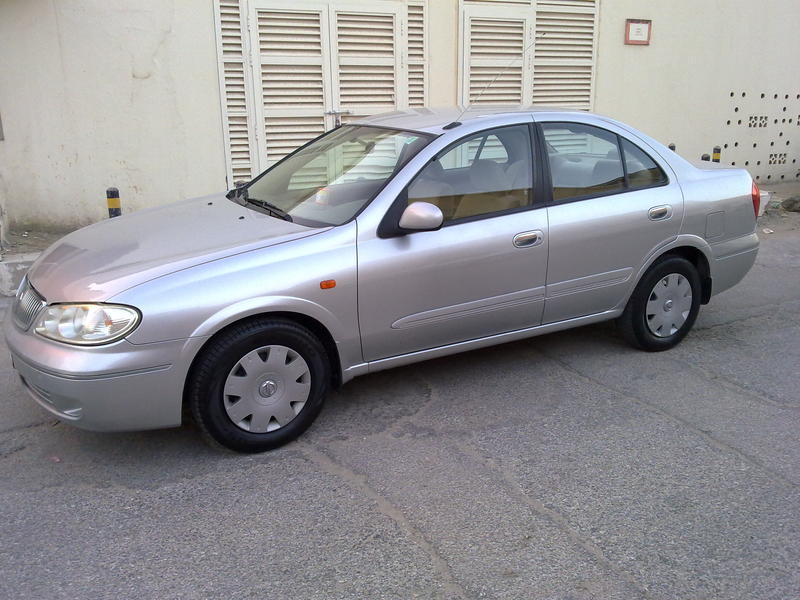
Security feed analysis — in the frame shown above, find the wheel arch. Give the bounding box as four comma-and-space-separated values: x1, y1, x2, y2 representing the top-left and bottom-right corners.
625, 237, 714, 309
660, 246, 712, 304
182, 310, 344, 416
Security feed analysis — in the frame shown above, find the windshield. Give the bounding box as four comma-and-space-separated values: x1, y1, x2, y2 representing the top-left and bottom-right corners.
240, 125, 433, 227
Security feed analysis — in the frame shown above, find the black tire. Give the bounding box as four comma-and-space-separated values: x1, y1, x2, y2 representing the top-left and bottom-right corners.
188, 318, 329, 453
617, 256, 701, 351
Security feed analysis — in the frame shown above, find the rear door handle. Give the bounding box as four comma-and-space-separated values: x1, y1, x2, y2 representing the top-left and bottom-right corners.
648, 205, 672, 221
513, 230, 543, 248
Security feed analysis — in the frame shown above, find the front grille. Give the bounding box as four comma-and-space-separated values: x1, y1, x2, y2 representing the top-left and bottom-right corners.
12, 278, 46, 330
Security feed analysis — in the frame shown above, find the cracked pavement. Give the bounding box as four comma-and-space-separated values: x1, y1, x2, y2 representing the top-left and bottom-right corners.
1, 212, 799, 599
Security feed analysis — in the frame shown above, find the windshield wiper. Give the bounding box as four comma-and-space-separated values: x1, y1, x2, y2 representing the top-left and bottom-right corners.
246, 197, 293, 222
227, 185, 292, 222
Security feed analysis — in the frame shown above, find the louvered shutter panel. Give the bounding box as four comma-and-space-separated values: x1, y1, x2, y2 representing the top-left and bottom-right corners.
332, 8, 404, 122
253, 8, 329, 165
532, 0, 597, 109
219, 1, 415, 176
461, 5, 533, 106
215, 0, 257, 184
327, 7, 407, 184
407, 2, 426, 107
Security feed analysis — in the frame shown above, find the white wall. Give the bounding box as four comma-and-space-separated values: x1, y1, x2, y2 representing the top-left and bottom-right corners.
0, 0, 227, 230
594, 0, 800, 183
427, 0, 459, 106
1, 0, 798, 230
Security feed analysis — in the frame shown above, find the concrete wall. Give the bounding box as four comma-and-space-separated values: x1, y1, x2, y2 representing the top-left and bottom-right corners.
1, 0, 798, 229
0, 0, 226, 230
427, 0, 460, 106
594, 0, 800, 182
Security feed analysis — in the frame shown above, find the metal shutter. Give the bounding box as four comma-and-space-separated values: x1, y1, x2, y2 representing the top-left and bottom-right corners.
216, 0, 418, 175
214, 0, 258, 184
532, 0, 597, 110
459, 0, 597, 110
461, 4, 534, 105
407, 2, 427, 107
332, 7, 405, 124
252, 7, 329, 164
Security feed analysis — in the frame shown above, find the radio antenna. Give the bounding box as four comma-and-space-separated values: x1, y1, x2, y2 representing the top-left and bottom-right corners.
445, 31, 546, 129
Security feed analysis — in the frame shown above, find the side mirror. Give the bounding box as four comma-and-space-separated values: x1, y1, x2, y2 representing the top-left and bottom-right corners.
398, 202, 444, 232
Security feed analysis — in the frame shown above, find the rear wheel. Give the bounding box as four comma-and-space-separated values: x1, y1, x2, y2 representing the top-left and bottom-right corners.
617, 256, 701, 351
188, 318, 329, 453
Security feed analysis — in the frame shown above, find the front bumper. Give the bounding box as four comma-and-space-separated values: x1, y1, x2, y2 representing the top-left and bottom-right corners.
5, 317, 208, 432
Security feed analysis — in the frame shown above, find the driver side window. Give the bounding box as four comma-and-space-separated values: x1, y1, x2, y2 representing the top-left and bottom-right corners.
407, 124, 533, 222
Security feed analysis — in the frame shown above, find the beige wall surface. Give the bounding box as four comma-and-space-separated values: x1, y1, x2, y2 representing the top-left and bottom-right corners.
1, 0, 798, 229
426, 0, 459, 106
0, 0, 226, 230
594, 0, 800, 182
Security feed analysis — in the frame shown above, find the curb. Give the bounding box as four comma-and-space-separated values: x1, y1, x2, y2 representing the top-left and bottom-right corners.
759, 190, 770, 216
0, 252, 40, 296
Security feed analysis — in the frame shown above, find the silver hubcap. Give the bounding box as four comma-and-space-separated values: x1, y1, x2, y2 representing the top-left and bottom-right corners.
223, 345, 311, 433
646, 273, 693, 337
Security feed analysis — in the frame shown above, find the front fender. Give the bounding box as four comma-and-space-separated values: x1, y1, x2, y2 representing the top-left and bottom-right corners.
112, 223, 361, 370
187, 294, 363, 374
190, 295, 345, 339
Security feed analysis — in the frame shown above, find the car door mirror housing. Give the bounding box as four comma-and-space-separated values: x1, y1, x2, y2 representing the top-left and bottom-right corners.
398, 202, 444, 232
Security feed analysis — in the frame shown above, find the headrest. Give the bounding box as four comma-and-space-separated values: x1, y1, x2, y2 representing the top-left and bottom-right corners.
469, 159, 505, 192
500, 130, 526, 160
592, 159, 623, 185
422, 159, 444, 179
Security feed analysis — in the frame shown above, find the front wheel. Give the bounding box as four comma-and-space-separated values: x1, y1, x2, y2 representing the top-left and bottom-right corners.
188, 318, 330, 453
617, 256, 701, 351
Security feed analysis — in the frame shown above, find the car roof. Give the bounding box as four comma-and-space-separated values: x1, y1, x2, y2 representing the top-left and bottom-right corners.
352, 105, 699, 179
351, 105, 584, 135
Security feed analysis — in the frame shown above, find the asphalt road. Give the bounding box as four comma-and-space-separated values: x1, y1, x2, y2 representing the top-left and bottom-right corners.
1, 212, 799, 600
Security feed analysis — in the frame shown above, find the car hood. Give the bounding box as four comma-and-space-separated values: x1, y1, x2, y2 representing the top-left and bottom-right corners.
28, 193, 325, 302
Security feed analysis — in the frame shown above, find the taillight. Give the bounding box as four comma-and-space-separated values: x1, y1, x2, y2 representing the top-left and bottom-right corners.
751, 180, 760, 218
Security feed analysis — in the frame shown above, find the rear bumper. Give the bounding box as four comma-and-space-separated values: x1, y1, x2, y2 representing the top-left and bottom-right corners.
5, 318, 208, 432
710, 232, 759, 296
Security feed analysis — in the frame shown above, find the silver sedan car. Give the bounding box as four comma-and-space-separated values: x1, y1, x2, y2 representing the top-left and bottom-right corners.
6, 107, 760, 452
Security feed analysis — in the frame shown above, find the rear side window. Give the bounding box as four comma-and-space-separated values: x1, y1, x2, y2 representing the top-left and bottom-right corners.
542, 122, 667, 202
542, 123, 625, 201
622, 138, 667, 189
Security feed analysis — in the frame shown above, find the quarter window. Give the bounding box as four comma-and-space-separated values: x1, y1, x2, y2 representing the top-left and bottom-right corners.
622, 138, 667, 188
407, 124, 533, 222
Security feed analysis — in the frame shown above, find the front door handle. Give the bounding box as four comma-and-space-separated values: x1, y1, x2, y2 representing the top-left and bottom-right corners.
648, 205, 672, 221
513, 230, 543, 248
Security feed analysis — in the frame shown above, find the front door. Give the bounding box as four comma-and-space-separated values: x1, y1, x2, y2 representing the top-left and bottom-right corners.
357, 123, 549, 361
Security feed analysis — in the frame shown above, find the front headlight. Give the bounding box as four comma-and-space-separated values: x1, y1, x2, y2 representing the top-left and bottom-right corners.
34, 304, 140, 345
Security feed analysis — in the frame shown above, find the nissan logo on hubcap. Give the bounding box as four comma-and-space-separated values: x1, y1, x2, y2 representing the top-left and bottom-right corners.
259, 380, 278, 398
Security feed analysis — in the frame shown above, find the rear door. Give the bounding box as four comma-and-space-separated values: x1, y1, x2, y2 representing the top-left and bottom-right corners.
539, 120, 684, 324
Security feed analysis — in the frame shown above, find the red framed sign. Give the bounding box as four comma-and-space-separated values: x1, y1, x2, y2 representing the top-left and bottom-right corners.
625, 19, 652, 45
